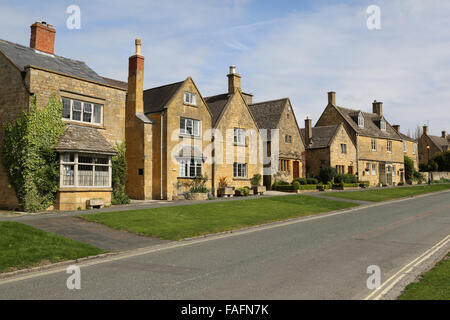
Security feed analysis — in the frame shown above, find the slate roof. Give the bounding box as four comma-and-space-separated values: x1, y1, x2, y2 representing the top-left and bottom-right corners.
143, 81, 185, 114
248, 98, 288, 130
0, 39, 107, 84
55, 125, 117, 155
397, 131, 417, 143
102, 77, 128, 90
203, 93, 231, 126
428, 135, 450, 151
334, 105, 402, 141
300, 125, 340, 149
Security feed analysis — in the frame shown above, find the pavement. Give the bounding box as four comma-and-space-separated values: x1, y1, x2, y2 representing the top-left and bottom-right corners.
0, 189, 449, 299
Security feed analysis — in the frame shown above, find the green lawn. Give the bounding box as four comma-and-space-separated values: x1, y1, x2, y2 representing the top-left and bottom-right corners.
0, 221, 104, 273
398, 252, 450, 300
321, 184, 450, 202
80, 195, 357, 240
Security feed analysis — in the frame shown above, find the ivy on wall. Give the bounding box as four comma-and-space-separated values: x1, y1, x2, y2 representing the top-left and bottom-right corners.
111, 141, 130, 205
1, 94, 66, 212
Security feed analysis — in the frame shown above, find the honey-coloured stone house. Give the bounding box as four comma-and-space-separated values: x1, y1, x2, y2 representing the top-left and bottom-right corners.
0, 22, 127, 210
418, 126, 449, 165
315, 92, 405, 186
392, 125, 419, 171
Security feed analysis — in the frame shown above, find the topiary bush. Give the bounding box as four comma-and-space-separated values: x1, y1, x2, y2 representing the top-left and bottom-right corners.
2, 94, 65, 212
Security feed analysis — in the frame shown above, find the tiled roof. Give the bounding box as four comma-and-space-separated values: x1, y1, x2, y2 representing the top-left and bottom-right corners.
143, 81, 185, 113
204, 93, 231, 126
0, 39, 107, 84
334, 105, 402, 141
55, 125, 117, 155
248, 98, 287, 130
397, 131, 417, 143
300, 125, 340, 149
102, 77, 128, 90
428, 135, 450, 151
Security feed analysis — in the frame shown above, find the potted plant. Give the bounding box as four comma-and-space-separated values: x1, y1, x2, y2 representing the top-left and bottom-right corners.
186, 174, 209, 200
217, 176, 234, 197
235, 187, 249, 196
250, 173, 266, 195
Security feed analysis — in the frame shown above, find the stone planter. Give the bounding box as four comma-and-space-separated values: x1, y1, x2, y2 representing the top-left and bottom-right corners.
252, 185, 266, 195
186, 192, 208, 201
235, 189, 246, 196
218, 187, 234, 198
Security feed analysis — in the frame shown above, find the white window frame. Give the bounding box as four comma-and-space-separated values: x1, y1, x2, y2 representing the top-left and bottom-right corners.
403, 141, 407, 153
413, 143, 416, 154
184, 92, 197, 106
61, 97, 103, 125
178, 158, 203, 178
358, 113, 364, 128
180, 117, 200, 137
380, 119, 386, 131
60, 153, 112, 188
234, 128, 246, 145
387, 141, 392, 153
366, 163, 371, 175
233, 163, 247, 178
372, 163, 377, 175
371, 139, 377, 151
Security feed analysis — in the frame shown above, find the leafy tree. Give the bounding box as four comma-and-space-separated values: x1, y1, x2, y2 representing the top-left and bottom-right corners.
431, 150, 450, 171
404, 156, 415, 181
2, 94, 65, 212
319, 166, 337, 183
111, 142, 130, 204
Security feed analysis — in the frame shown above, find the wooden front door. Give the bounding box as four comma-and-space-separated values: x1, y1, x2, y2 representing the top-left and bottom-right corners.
293, 161, 300, 179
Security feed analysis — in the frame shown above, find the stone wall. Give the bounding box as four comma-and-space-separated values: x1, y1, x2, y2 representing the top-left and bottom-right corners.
0, 53, 30, 209
329, 125, 357, 174
55, 188, 112, 211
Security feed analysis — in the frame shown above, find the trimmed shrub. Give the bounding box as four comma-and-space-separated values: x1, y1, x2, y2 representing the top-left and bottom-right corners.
306, 177, 319, 185
292, 177, 307, 185
292, 181, 301, 191
250, 173, 262, 186
272, 184, 294, 192
319, 166, 337, 183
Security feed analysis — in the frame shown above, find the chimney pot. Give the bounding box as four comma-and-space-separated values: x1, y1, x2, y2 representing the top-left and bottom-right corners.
127, 39, 145, 115
305, 117, 313, 148
135, 38, 142, 55
227, 65, 241, 94
423, 125, 429, 135
328, 92, 336, 105
442, 131, 447, 139
30, 21, 56, 55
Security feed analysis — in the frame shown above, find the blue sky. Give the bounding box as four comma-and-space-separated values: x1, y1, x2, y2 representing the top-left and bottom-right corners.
1, 0, 449, 137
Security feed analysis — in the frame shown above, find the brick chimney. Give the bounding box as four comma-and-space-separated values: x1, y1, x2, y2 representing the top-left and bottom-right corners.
127, 39, 144, 116
372, 100, 383, 116
392, 125, 400, 132
423, 125, 429, 135
442, 131, 447, 139
30, 21, 56, 54
328, 92, 336, 105
227, 65, 241, 94
305, 117, 312, 148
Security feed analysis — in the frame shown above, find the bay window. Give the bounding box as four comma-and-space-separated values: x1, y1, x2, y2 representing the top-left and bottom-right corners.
60, 153, 111, 188
178, 159, 203, 178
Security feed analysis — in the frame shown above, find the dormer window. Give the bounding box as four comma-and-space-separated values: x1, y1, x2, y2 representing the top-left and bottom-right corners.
358, 112, 364, 128
184, 92, 197, 105
380, 118, 386, 131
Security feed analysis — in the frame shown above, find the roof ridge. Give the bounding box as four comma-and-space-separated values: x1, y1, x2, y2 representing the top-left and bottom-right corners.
249, 97, 288, 106
143, 80, 185, 92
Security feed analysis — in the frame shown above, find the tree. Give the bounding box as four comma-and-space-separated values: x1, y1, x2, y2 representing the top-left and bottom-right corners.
111, 142, 130, 204
404, 156, 415, 181
431, 150, 450, 171
319, 166, 337, 183
2, 94, 65, 212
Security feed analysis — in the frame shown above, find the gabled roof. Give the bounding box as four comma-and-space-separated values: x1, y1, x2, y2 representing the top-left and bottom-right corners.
55, 125, 117, 155
427, 134, 450, 151
0, 39, 108, 85
397, 131, 417, 143
203, 93, 231, 126
248, 98, 288, 130
102, 77, 128, 90
143, 80, 185, 114
333, 105, 402, 141
300, 125, 340, 149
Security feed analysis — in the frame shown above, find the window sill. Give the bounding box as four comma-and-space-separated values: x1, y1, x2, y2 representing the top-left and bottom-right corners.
233, 143, 247, 147
58, 187, 112, 192
183, 102, 198, 107
62, 119, 105, 129
233, 177, 249, 181
179, 134, 201, 140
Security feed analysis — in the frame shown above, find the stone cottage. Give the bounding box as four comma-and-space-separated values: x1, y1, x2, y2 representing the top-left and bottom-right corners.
418, 126, 449, 165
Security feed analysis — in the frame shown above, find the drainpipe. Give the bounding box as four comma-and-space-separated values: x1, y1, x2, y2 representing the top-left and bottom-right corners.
355, 133, 359, 179
161, 111, 164, 199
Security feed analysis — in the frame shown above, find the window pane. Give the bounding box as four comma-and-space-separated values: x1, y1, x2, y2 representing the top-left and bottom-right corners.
78, 165, 93, 186
192, 94, 197, 105
62, 165, 74, 186
180, 118, 186, 134
79, 156, 93, 164
72, 101, 82, 121
186, 119, 193, 135
62, 98, 71, 119
95, 157, 108, 164
63, 154, 74, 162
94, 104, 102, 124
189, 160, 195, 177
83, 103, 92, 122
193, 120, 199, 136
94, 166, 109, 186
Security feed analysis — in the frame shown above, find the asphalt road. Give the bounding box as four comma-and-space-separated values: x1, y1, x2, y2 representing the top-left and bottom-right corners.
1, 191, 449, 299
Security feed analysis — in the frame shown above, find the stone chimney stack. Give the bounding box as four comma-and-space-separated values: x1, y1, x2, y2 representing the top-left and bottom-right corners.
372, 100, 383, 116
442, 131, 447, 139
305, 117, 312, 148
227, 65, 241, 94
392, 125, 400, 132
127, 39, 144, 116
423, 125, 429, 135
30, 21, 56, 54
328, 92, 336, 105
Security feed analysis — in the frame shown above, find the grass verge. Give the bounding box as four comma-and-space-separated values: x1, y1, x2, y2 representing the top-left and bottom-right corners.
398, 252, 450, 300
321, 184, 450, 202
0, 221, 105, 273
80, 195, 357, 240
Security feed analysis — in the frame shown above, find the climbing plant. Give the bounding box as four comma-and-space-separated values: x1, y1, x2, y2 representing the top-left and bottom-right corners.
1, 94, 66, 212
111, 141, 130, 204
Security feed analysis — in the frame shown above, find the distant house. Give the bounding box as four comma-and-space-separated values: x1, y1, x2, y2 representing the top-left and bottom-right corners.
300, 120, 356, 178
418, 126, 449, 164
249, 98, 305, 188
0, 22, 126, 210
315, 92, 405, 186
